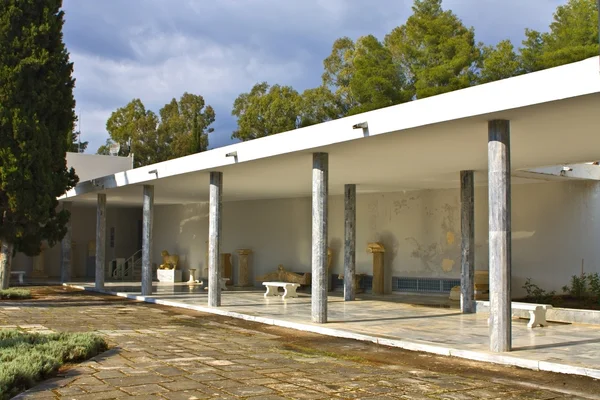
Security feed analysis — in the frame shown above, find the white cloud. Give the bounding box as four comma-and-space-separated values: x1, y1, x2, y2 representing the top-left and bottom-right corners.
63, 0, 565, 153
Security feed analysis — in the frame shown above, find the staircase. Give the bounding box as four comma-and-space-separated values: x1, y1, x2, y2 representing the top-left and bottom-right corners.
110, 250, 142, 281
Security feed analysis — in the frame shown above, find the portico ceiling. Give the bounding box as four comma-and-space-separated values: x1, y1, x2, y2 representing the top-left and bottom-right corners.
62, 57, 600, 206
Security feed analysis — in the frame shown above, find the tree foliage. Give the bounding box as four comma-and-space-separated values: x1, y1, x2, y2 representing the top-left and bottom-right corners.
0, 0, 78, 281
99, 93, 214, 167
479, 40, 522, 84
231, 82, 301, 141
348, 35, 412, 115
69, 131, 87, 153
385, 0, 480, 99
520, 0, 599, 72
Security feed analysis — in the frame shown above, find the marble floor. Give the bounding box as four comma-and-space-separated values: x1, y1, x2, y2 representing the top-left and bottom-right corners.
71, 281, 600, 376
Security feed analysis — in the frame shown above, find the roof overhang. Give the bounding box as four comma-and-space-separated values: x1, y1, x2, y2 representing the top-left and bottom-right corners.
61, 57, 600, 206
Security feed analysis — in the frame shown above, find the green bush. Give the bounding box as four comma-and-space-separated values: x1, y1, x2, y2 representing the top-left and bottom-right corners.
522, 278, 555, 303
0, 288, 31, 300
0, 330, 108, 399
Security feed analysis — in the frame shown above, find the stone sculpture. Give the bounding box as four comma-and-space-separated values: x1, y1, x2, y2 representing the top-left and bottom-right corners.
159, 250, 179, 270
256, 265, 311, 285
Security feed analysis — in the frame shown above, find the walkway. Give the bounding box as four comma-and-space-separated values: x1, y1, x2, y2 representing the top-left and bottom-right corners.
2, 286, 599, 399
71, 282, 600, 379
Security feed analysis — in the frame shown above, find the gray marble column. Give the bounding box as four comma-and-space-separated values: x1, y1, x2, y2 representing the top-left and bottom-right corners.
95, 193, 106, 290
344, 184, 356, 301
141, 185, 154, 296
60, 202, 73, 283
311, 153, 328, 323
488, 120, 512, 352
460, 171, 475, 313
208, 172, 223, 307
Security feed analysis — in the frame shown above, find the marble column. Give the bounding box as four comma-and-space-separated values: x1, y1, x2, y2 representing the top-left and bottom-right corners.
368, 243, 385, 295
141, 185, 154, 296
460, 171, 475, 313
236, 249, 253, 287
344, 184, 356, 301
208, 172, 223, 307
95, 193, 106, 290
488, 120, 512, 352
61, 202, 73, 283
311, 152, 328, 323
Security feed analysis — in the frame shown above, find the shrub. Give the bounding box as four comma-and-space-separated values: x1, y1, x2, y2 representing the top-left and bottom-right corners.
562, 273, 590, 300
0, 330, 107, 399
522, 278, 555, 303
0, 288, 31, 300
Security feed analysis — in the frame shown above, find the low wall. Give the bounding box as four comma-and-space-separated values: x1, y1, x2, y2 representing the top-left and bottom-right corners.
475, 300, 600, 325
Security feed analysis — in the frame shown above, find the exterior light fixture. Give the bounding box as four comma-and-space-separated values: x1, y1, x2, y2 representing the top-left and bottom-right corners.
352, 122, 368, 129
226, 151, 237, 158
148, 169, 158, 177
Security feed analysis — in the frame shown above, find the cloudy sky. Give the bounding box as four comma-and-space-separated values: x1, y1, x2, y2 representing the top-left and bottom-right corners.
62, 0, 565, 153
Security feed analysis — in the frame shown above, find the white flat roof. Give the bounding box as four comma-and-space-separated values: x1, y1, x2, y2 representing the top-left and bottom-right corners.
63, 57, 600, 206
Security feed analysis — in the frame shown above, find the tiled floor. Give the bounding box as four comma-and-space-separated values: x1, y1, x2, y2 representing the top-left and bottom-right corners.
71, 282, 600, 375
2, 286, 596, 399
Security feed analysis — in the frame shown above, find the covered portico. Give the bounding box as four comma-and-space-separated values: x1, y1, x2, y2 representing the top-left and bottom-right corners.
61, 57, 600, 354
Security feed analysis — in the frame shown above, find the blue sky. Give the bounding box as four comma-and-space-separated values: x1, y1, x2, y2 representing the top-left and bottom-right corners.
62, 0, 565, 153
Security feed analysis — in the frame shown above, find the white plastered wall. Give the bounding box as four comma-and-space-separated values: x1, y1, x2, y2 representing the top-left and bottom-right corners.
151, 180, 600, 298
11, 205, 142, 279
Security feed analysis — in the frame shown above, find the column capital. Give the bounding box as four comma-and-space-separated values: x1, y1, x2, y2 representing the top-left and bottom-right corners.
367, 242, 385, 253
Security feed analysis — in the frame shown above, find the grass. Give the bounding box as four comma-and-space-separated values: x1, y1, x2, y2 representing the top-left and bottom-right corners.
0, 330, 108, 399
0, 288, 31, 300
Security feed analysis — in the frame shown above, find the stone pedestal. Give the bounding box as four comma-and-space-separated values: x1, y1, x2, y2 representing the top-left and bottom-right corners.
367, 242, 385, 295
157, 269, 182, 283
236, 249, 253, 287
221, 253, 232, 285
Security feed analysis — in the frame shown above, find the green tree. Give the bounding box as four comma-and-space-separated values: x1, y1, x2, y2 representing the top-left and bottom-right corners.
520, 0, 599, 72
385, 0, 480, 99
321, 35, 411, 116
0, 0, 79, 288
297, 86, 342, 128
158, 92, 215, 156
348, 35, 412, 115
479, 40, 522, 84
231, 82, 301, 141
70, 131, 88, 153
100, 94, 215, 166
102, 99, 161, 167
322, 37, 357, 114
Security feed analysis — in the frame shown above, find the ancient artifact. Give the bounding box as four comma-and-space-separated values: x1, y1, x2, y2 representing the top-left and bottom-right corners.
159, 250, 179, 270
236, 249, 253, 287
256, 265, 311, 285
367, 242, 385, 295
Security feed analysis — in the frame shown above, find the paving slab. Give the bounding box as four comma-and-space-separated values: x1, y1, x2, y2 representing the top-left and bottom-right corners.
1, 286, 599, 400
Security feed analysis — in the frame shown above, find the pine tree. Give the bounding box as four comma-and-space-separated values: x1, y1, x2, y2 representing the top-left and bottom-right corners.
520, 0, 599, 72
385, 0, 480, 99
0, 0, 78, 288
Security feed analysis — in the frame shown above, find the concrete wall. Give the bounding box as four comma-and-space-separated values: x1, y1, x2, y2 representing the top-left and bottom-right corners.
12, 205, 142, 279
151, 180, 600, 298
67, 152, 133, 182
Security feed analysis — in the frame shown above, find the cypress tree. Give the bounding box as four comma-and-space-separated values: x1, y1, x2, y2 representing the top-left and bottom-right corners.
0, 0, 78, 288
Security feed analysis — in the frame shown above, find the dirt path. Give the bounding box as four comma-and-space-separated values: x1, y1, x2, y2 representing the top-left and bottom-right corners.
1, 286, 598, 400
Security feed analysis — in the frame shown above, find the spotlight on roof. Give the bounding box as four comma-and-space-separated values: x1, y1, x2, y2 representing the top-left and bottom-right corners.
352, 122, 368, 129
226, 151, 238, 158
148, 169, 158, 177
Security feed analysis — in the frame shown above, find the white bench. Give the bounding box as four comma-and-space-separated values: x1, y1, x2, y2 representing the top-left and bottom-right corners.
10, 271, 25, 284
262, 281, 300, 300
484, 301, 552, 328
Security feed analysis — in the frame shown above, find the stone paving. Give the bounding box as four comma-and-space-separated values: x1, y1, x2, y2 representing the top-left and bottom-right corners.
1, 287, 597, 399
74, 282, 600, 376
